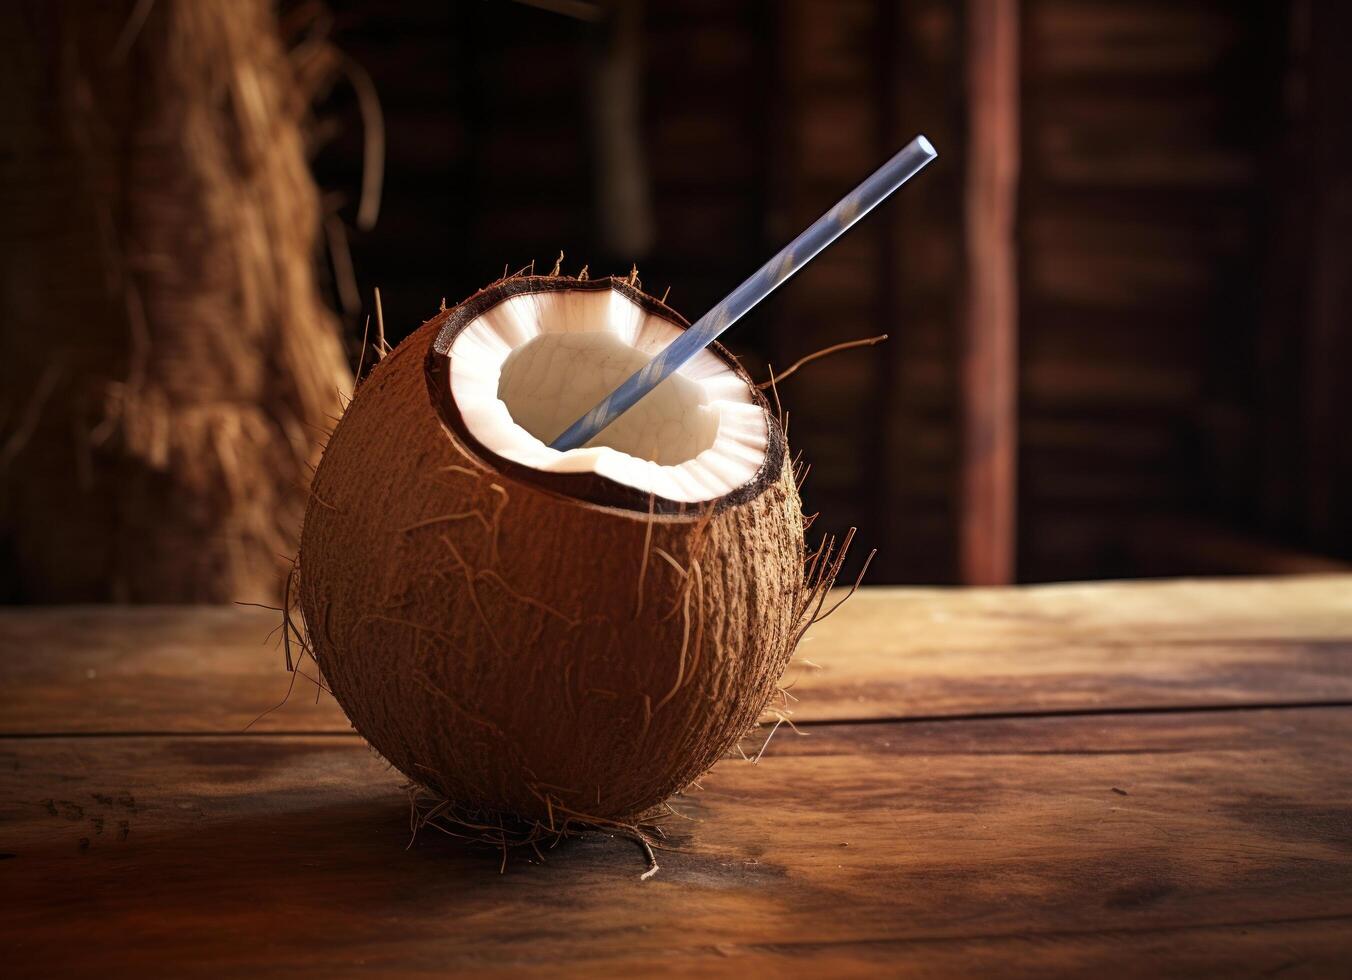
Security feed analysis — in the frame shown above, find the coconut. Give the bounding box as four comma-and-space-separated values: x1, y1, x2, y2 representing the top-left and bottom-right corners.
299, 273, 837, 828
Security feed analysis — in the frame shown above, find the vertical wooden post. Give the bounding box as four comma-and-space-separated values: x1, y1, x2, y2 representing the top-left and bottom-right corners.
959, 0, 1020, 585
1294, 0, 1352, 555
1256, 0, 1352, 559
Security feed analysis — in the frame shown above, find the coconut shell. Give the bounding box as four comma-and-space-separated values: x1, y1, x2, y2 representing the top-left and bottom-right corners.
299, 276, 807, 824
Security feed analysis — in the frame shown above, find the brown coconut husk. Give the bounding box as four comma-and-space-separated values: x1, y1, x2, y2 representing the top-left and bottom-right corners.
297, 273, 861, 850
0, 0, 351, 601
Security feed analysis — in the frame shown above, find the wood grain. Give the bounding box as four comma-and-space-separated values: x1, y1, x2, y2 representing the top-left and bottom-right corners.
3, 708, 1350, 976
1018, 0, 1287, 582
792, 576, 1352, 721
959, 0, 1020, 586
3, 577, 1351, 734
0, 605, 342, 735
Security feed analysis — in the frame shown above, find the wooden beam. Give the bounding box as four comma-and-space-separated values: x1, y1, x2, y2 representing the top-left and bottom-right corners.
7, 710, 1352, 974
6, 578, 1352, 734
959, 0, 1020, 585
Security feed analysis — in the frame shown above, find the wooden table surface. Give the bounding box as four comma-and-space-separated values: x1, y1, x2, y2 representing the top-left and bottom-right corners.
3, 576, 1351, 977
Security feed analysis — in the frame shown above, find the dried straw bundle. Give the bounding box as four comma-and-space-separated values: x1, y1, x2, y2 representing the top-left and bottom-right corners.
0, 0, 351, 600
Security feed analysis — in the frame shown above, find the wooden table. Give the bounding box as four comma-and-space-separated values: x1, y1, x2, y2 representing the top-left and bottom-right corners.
3, 577, 1351, 977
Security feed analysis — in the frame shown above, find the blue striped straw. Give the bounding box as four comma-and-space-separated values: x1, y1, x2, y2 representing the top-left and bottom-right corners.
549, 134, 938, 452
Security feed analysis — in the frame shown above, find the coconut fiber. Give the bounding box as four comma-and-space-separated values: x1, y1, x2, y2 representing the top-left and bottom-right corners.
0, 0, 351, 601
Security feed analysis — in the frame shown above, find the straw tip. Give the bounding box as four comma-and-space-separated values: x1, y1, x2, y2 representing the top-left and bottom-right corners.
915, 134, 938, 159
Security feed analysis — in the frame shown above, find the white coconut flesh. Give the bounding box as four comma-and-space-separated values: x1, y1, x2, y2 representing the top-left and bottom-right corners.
446, 288, 770, 504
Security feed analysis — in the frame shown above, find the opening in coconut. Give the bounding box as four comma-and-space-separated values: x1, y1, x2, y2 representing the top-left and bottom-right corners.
432, 279, 774, 509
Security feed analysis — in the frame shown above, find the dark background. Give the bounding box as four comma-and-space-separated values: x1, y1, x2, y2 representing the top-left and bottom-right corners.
306, 0, 1351, 585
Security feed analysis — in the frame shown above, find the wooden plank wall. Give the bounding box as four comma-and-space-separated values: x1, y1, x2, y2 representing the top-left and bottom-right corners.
775, 0, 964, 584
1017, 0, 1286, 581
882, 1, 966, 584
337, 0, 963, 586
774, 0, 889, 566
307, 2, 472, 338
1255, 0, 1352, 563
319, 1, 776, 351
640, 1, 778, 329
314, 1, 1341, 584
